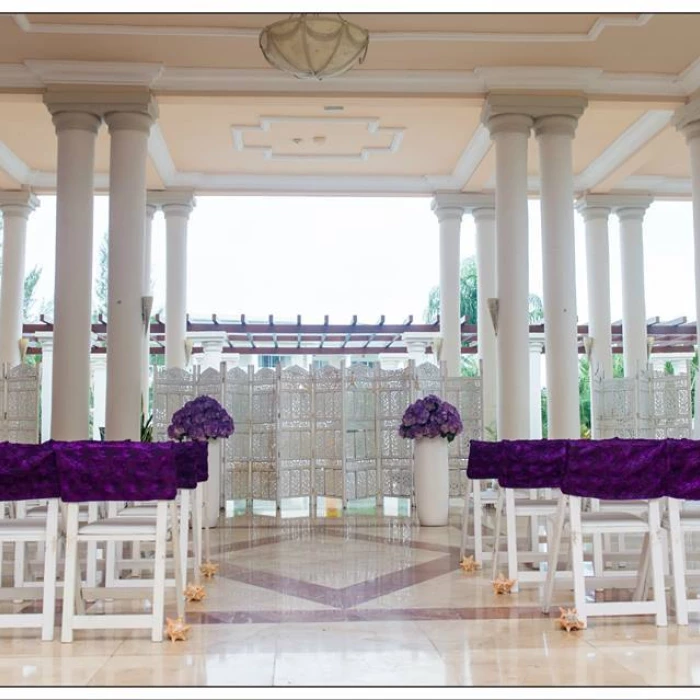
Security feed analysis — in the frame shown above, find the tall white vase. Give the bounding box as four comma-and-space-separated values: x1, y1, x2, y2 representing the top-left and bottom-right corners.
205, 439, 221, 528
413, 436, 449, 526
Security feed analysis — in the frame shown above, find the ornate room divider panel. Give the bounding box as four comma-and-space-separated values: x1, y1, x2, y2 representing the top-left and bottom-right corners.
154, 361, 483, 513
0, 363, 40, 443
592, 365, 692, 438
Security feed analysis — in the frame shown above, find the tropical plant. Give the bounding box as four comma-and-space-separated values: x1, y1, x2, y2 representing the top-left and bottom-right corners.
140, 412, 153, 442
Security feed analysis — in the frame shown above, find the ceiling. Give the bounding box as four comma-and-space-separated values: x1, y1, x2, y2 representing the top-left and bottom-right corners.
0, 12, 699, 198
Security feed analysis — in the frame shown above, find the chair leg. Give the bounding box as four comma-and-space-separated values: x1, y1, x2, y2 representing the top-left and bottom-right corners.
61, 505, 80, 643
40, 501, 59, 642
668, 498, 688, 625
505, 489, 519, 592
13, 541, 26, 590
193, 486, 203, 584
569, 497, 588, 627
633, 533, 650, 602
459, 482, 470, 562
179, 490, 191, 585
491, 488, 504, 582
171, 501, 184, 620
648, 500, 668, 627
151, 502, 168, 642
542, 495, 568, 613
473, 481, 483, 564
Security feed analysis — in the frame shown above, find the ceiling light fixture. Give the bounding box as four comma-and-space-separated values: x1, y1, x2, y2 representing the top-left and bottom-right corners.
259, 13, 369, 81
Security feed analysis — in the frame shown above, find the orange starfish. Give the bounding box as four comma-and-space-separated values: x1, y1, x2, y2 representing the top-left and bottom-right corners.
459, 555, 481, 573
165, 616, 191, 642
492, 572, 517, 594
184, 583, 206, 602
200, 561, 219, 579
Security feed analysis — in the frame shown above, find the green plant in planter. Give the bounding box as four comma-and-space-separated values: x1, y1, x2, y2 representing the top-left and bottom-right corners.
141, 412, 153, 442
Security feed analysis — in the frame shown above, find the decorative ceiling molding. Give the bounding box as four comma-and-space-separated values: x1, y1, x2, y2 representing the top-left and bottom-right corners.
147, 124, 177, 184
616, 175, 692, 196
230, 116, 404, 163
575, 110, 674, 191
24, 59, 164, 87
10, 13, 653, 43
425, 124, 492, 191
0, 60, 696, 98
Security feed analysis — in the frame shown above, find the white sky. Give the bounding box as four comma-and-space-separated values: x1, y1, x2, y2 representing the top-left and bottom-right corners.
22, 195, 697, 326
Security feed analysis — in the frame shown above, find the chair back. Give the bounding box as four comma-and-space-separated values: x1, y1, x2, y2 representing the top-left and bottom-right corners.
665, 438, 700, 500
563, 438, 668, 500
467, 440, 504, 479
498, 439, 569, 489
55, 441, 178, 502
0, 442, 59, 501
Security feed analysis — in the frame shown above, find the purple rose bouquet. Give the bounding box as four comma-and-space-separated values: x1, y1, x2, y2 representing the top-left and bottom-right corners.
167, 395, 234, 442
398, 394, 463, 443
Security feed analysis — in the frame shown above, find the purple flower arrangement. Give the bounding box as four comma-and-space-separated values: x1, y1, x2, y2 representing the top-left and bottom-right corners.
167, 395, 234, 442
398, 394, 463, 443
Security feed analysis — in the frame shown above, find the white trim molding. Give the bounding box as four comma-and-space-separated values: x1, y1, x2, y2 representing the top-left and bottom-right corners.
10, 13, 653, 44
230, 116, 404, 163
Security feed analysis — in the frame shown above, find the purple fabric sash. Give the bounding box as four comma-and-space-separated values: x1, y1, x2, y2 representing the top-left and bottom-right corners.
466, 440, 503, 479
498, 439, 569, 489
665, 439, 700, 500
0, 442, 59, 501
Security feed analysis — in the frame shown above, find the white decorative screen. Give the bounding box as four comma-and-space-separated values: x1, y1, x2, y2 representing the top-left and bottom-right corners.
223, 366, 252, 503
312, 365, 344, 501
1, 363, 40, 444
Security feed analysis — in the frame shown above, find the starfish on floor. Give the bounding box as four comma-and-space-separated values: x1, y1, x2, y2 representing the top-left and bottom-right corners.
558, 607, 586, 632
184, 583, 206, 602
459, 555, 481, 573
492, 572, 516, 594
165, 616, 191, 642
200, 561, 219, 579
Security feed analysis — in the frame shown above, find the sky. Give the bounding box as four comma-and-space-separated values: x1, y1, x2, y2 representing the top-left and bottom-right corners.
21, 195, 698, 326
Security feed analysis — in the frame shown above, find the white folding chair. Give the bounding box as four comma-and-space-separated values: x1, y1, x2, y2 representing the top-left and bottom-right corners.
0, 498, 60, 641
55, 442, 184, 643
542, 439, 668, 627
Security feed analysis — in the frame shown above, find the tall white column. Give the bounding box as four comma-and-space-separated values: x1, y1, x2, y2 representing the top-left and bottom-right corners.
576, 197, 614, 382
36, 332, 53, 442
0, 192, 39, 367
150, 191, 195, 370
104, 104, 155, 441
615, 197, 652, 378
142, 202, 157, 414
529, 335, 544, 439
675, 102, 700, 436
431, 195, 465, 377
482, 104, 533, 440
535, 107, 585, 439
91, 354, 107, 440
44, 103, 101, 441
472, 203, 497, 437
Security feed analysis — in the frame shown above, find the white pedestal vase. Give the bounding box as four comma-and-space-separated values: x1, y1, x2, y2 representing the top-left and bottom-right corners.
205, 439, 222, 528
413, 436, 450, 526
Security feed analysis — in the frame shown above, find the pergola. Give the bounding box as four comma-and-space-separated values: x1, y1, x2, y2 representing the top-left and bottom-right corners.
0, 13, 699, 444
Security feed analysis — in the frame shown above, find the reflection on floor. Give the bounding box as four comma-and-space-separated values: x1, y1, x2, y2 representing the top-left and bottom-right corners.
1, 497, 700, 687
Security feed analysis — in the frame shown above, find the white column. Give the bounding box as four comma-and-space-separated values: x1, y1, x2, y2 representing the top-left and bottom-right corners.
91, 354, 107, 440
44, 105, 101, 441
104, 104, 155, 441
576, 197, 614, 382
378, 354, 405, 371
142, 202, 157, 413
529, 335, 544, 439
535, 108, 585, 439
0, 192, 39, 367
430, 195, 465, 377
403, 332, 439, 368
675, 103, 700, 436
482, 105, 533, 439
152, 192, 195, 370
189, 331, 226, 372
36, 332, 53, 442
472, 203, 497, 437
615, 197, 652, 379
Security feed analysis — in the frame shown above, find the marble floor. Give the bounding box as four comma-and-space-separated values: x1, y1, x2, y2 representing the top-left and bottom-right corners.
2, 497, 700, 689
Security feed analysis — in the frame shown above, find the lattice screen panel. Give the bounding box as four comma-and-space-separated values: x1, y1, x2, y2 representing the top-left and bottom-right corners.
223, 366, 252, 502
1, 363, 40, 444
152, 367, 197, 443
312, 366, 344, 501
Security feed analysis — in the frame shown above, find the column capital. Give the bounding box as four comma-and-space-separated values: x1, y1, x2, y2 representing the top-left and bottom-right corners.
149, 189, 196, 217
534, 114, 579, 139
482, 92, 586, 134
431, 193, 465, 223
612, 195, 653, 221
0, 191, 40, 218
44, 86, 157, 121
529, 333, 545, 352
50, 111, 102, 135
472, 205, 496, 223
104, 110, 154, 134
35, 331, 54, 351
146, 203, 157, 221
187, 331, 227, 351
674, 99, 700, 141
575, 195, 612, 221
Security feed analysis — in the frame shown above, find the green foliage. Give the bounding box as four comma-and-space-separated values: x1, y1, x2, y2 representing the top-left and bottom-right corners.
140, 412, 153, 443
23, 265, 42, 320
93, 232, 109, 320
460, 355, 479, 377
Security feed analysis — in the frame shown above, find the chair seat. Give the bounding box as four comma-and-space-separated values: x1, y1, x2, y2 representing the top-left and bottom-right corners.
118, 505, 158, 517
78, 518, 159, 537
581, 511, 648, 531
514, 498, 559, 513
0, 519, 50, 538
